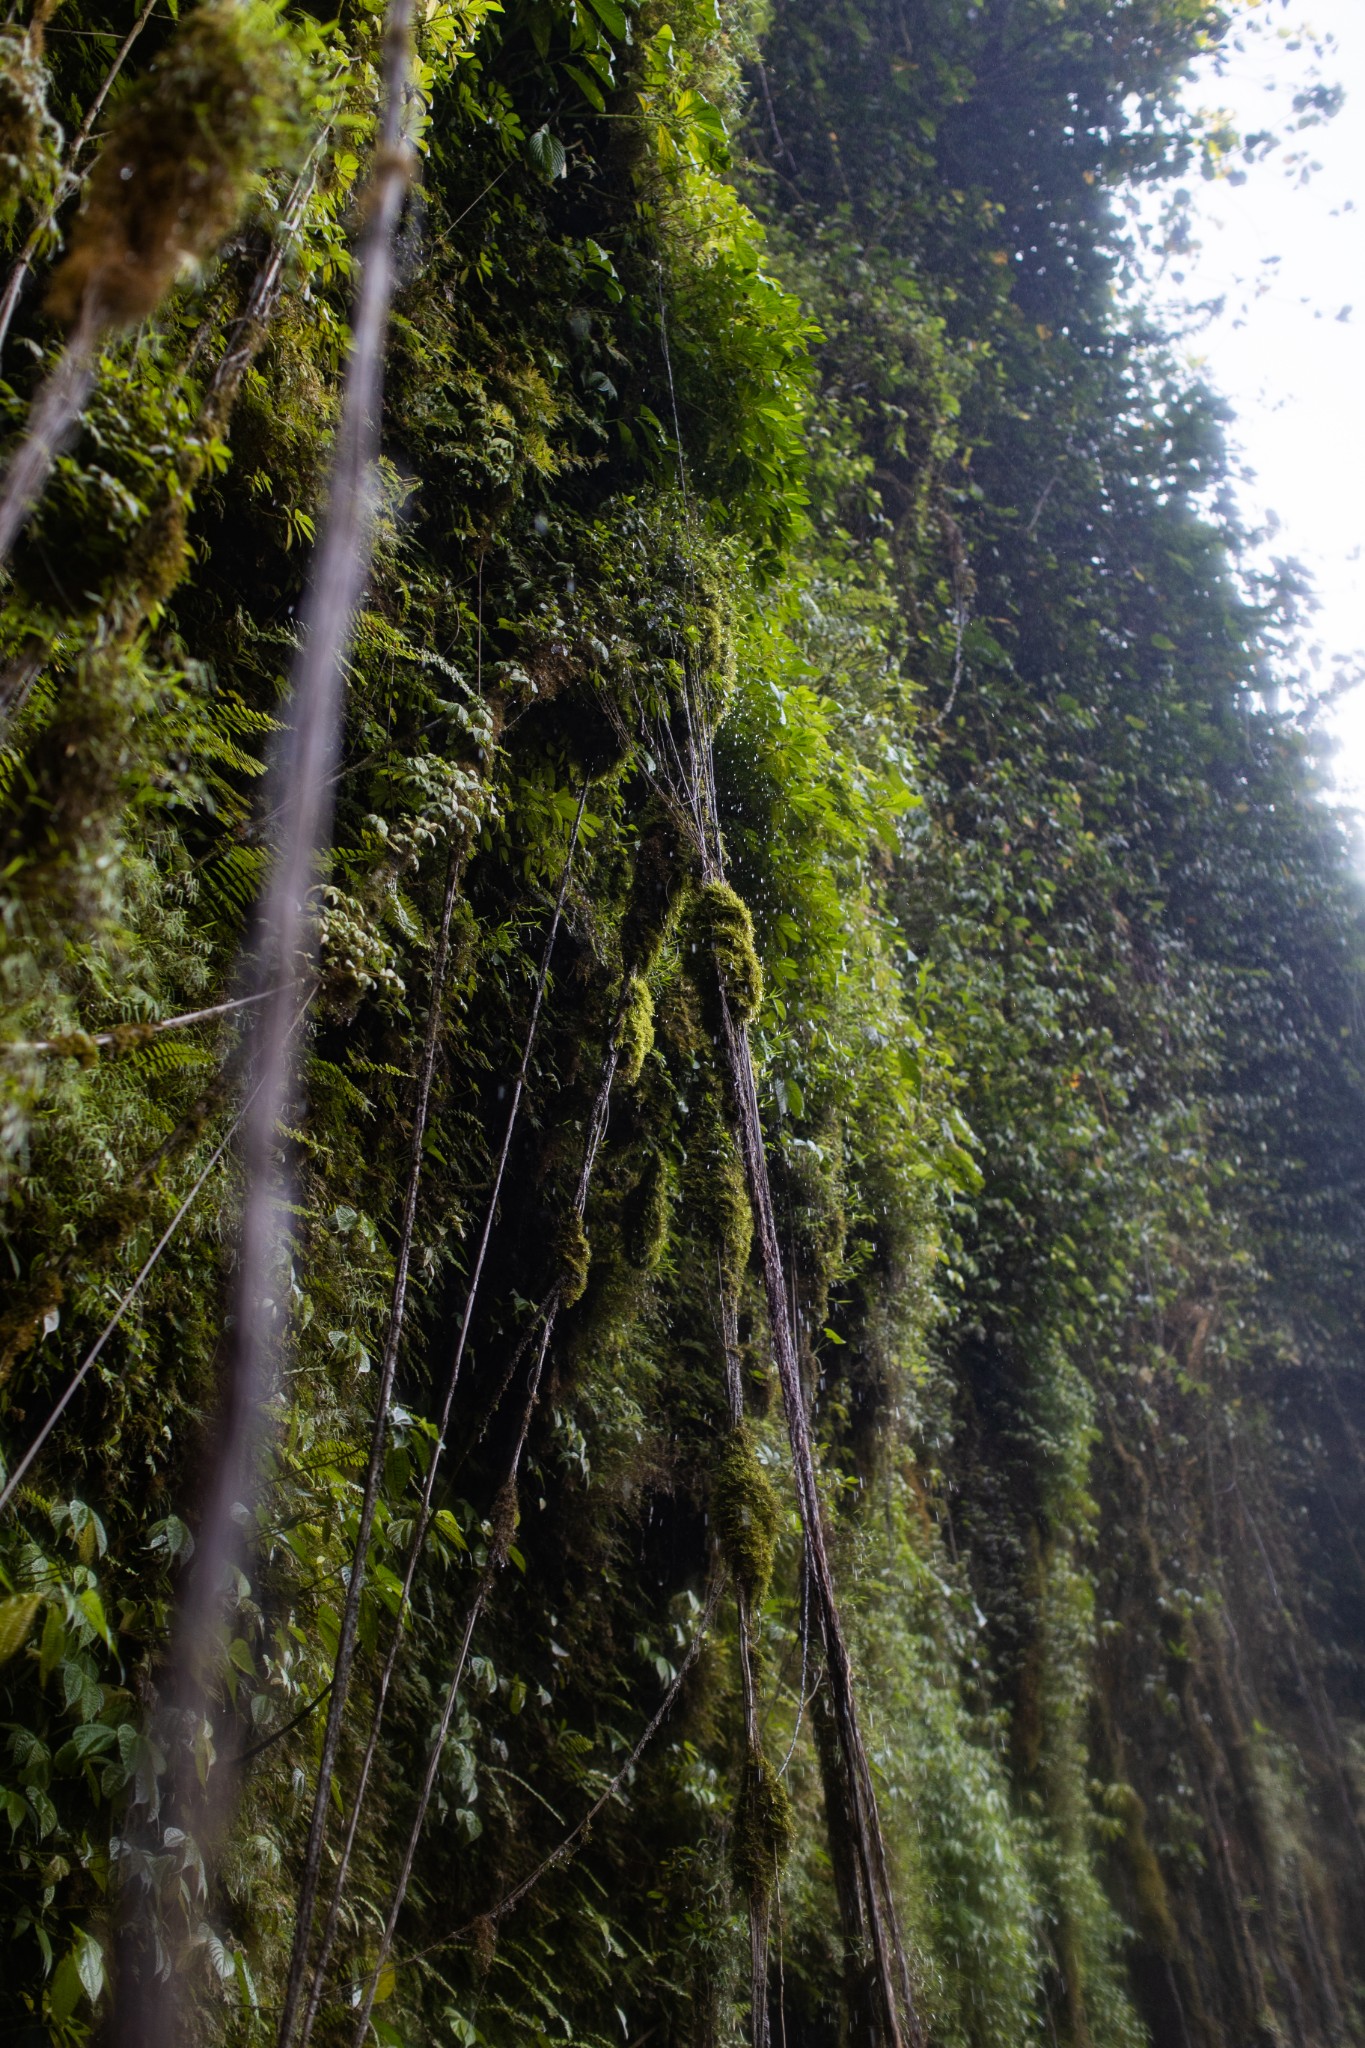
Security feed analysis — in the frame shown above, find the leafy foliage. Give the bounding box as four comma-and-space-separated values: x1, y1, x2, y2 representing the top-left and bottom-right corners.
0, 0, 1360, 2041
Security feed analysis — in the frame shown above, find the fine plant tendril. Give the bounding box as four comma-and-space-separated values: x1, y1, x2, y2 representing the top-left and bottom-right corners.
653, 260, 922, 2048
275, 849, 462, 2048
294, 790, 589, 2048
113, 2, 418, 2033
0, 1009, 305, 1521
346, 984, 632, 2044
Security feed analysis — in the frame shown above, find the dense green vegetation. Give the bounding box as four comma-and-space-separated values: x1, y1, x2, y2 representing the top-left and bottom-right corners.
1, 0, 1363, 2041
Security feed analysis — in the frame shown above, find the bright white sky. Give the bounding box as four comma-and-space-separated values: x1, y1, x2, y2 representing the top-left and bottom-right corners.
1137, 0, 1365, 803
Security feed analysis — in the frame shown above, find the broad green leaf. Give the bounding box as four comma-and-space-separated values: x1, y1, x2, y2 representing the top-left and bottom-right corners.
581, 0, 626, 37
39, 1603, 66, 1684
77, 1587, 114, 1650
527, 126, 567, 181
0, 1594, 40, 1667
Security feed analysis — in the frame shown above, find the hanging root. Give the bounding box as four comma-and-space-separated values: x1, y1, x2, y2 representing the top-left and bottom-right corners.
0, 2, 302, 573
346, 1309, 554, 2048
0, 314, 98, 568
3, 985, 293, 1059
293, 790, 589, 2048
389, 1573, 725, 1975
274, 850, 465, 2048
633, 650, 916, 2039
0, 149, 327, 891
111, 3, 416, 2038
0, 1031, 304, 1520
0, 0, 159, 359
644, 246, 915, 2044
0, 985, 289, 1387
710, 919, 920, 2048
732, 1423, 779, 2045
556, 1209, 592, 1306
338, 964, 633, 2048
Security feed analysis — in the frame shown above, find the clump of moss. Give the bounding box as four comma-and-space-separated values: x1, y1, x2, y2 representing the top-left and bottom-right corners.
46, 0, 300, 331
120, 495, 191, 623
0, 644, 157, 927
771, 1130, 845, 1317
730, 1750, 794, 1899
557, 1210, 591, 1307
683, 1113, 751, 1290
685, 880, 763, 1027
624, 1152, 670, 1271
1112, 1784, 1178, 1953
0, 27, 60, 231
746, 1358, 775, 1416
46, 1030, 101, 1067
617, 975, 655, 1086
620, 799, 693, 968
715, 1135, 752, 1293
471, 1912, 498, 1979
490, 1476, 519, 1563
653, 969, 705, 1063
0, 1270, 63, 1387
108, 1023, 159, 1055
712, 1423, 779, 1604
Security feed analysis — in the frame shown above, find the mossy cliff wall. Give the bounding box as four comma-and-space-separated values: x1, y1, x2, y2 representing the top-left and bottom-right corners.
0, 0, 1362, 2042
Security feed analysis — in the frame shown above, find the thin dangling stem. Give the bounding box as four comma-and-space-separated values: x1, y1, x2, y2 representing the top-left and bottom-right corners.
0, 301, 100, 569
156, 0, 415, 1747
0, 999, 308, 1521
0, 0, 160, 361
0, 138, 328, 742
275, 848, 463, 2048
111, 1, 418, 2034
424, 782, 590, 1453
196, 140, 329, 440
723, 1280, 772, 2048
391, 1572, 725, 1976
717, 982, 919, 2048
346, 978, 628, 2047
650, 264, 917, 2048
1, 983, 294, 1058
637, 704, 917, 2040
777, 1553, 812, 1778
295, 790, 589, 2048
738, 1578, 772, 2048
347, 1309, 557, 2048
